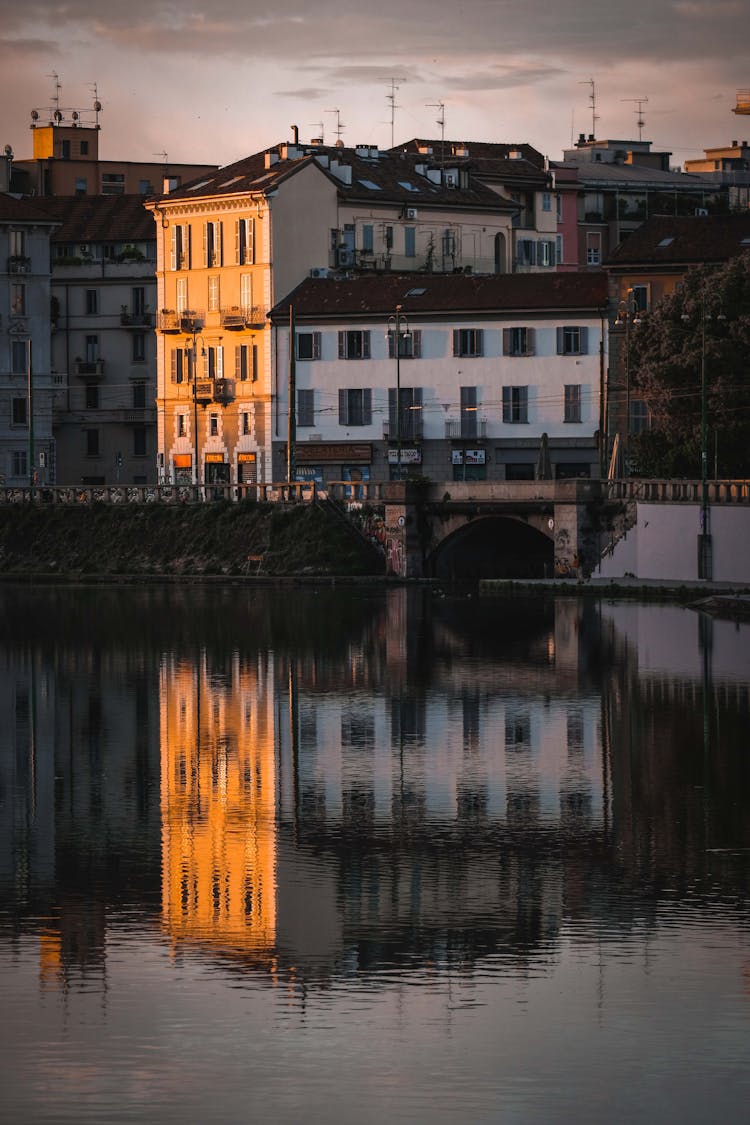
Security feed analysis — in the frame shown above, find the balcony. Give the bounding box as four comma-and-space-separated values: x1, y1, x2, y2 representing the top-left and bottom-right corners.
193, 378, 235, 404
8, 255, 32, 274
158, 309, 205, 334
121, 309, 154, 328
445, 416, 487, 439
74, 358, 105, 377
220, 306, 267, 330
194, 380, 215, 403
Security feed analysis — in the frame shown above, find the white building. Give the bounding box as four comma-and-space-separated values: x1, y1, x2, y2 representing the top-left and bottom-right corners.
270, 272, 609, 484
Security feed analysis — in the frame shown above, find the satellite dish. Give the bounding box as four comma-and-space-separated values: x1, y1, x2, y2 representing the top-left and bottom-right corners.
94, 101, 102, 112
4, 145, 13, 157
54, 110, 62, 122
72, 111, 79, 121
31, 110, 39, 121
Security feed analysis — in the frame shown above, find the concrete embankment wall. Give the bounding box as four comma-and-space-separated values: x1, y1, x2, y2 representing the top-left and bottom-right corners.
596, 502, 750, 583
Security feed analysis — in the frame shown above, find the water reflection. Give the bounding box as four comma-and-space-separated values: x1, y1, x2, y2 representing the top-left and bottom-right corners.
1, 585, 749, 1121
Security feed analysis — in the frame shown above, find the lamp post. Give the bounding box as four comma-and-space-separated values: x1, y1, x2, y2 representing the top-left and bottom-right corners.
386, 304, 410, 480
681, 298, 725, 580
189, 329, 206, 493
26, 337, 34, 488
613, 289, 642, 477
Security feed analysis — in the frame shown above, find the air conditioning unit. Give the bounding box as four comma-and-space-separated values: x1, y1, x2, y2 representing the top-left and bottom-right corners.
337, 247, 355, 267
444, 174, 457, 188
310, 267, 331, 278
405, 207, 418, 220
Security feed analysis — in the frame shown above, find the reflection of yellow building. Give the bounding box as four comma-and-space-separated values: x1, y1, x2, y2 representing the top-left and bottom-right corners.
159, 652, 277, 956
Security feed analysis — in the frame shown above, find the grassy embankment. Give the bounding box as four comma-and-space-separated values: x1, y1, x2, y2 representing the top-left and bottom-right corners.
0, 501, 385, 579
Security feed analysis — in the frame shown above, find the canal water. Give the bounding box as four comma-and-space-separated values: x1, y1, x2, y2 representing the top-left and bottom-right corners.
0, 584, 748, 1124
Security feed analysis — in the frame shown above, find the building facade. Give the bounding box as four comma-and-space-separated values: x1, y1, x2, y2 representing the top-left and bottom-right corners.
270, 272, 609, 484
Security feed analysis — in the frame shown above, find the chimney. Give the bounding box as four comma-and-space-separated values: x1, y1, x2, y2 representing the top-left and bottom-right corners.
162, 175, 180, 193
265, 150, 279, 169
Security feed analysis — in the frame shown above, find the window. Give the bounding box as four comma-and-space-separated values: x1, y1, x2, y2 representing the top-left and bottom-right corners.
384, 226, 393, 250
298, 388, 315, 427
240, 273, 252, 312
296, 331, 321, 360
204, 221, 223, 267
361, 224, 374, 253
503, 327, 535, 356
207, 346, 224, 379
236, 218, 255, 265
630, 284, 650, 312
630, 398, 651, 435
132, 287, 146, 316
10, 283, 25, 316
556, 194, 563, 222
338, 330, 371, 360
132, 332, 146, 362
10, 230, 25, 256
564, 384, 582, 423
85, 335, 99, 362
235, 343, 257, 382
460, 386, 478, 438
388, 387, 423, 440
11, 340, 27, 374
517, 239, 536, 266
209, 413, 219, 436
80, 140, 89, 156
442, 229, 456, 259
75, 177, 87, 194
557, 326, 588, 356
542, 191, 552, 212
61, 140, 71, 160
12, 451, 27, 477
132, 381, 147, 409
388, 328, 422, 359
502, 386, 529, 424
453, 328, 483, 357
241, 411, 251, 435
101, 173, 125, 195
133, 427, 147, 456
171, 225, 191, 270
208, 275, 220, 312
85, 382, 100, 410
171, 348, 187, 384
177, 414, 186, 437
586, 233, 601, 266
138, 179, 152, 195
404, 226, 416, 257
11, 398, 27, 426
176, 278, 188, 314
539, 240, 556, 268
86, 429, 100, 456
338, 388, 372, 426
556, 234, 564, 265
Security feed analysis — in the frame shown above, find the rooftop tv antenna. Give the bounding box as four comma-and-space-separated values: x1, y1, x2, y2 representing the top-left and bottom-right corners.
326, 108, 345, 143
154, 151, 168, 164
621, 96, 649, 141
387, 78, 402, 148
579, 78, 599, 138
427, 100, 446, 166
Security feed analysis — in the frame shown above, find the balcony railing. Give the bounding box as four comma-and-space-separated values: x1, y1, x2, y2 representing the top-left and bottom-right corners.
74, 359, 105, 377
120, 309, 153, 327
220, 306, 267, 330
158, 309, 205, 334
192, 378, 235, 404
445, 416, 487, 439
8, 256, 32, 274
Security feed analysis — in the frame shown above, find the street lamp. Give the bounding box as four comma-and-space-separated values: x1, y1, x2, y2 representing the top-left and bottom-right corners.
613, 288, 642, 477
386, 304, 410, 480
681, 299, 725, 580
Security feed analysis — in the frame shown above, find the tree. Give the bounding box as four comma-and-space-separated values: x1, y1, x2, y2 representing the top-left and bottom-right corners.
629, 252, 750, 478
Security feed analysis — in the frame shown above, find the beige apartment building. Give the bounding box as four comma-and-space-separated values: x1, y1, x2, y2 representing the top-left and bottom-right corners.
147, 138, 517, 486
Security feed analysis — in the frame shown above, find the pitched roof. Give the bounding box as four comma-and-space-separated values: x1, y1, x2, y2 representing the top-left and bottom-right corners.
155, 143, 515, 212
605, 214, 750, 266
33, 195, 156, 243
393, 139, 546, 168
271, 272, 609, 321
0, 192, 60, 225
551, 159, 706, 189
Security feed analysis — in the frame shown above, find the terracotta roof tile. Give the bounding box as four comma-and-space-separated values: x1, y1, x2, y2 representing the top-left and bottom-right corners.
605, 214, 750, 266
271, 272, 609, 321
32, 195, 156, 243
0, 192, 60, 224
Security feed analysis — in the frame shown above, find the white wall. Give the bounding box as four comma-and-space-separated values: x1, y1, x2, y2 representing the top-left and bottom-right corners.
597, 502, 750, 582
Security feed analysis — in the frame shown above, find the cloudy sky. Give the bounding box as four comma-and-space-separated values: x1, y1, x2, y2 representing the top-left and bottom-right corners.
1, 0, 749, 171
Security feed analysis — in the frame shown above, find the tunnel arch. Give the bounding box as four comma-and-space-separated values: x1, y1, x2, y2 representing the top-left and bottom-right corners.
428, 515, 554, 580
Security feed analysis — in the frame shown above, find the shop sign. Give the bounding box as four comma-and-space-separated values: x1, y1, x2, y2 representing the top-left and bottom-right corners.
296, 444, 371, 463
387, 448, 421, 465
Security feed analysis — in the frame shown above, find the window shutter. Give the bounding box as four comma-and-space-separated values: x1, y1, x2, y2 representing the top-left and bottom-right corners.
579, 327, 588, 355
185, 226, 191, 269
235, 219, 241, 265
203, 223, 208, 268
312, 332, 321, 360
217, 222, 223, 266
387, 330, 395, 359
235, 345, 242, 380
363, 331, 371, 359
171, 350, 177, 383
216, 346, 223, 379
525, 328, 535, 356
503, 328, 512, 356
388, 387, 397, 434
412, 329, 422, 358
338, 332, 346, 359
363, 388, 372, 426
556, 327, 564, 355
338, 388, 348, 425
547, 240, 556, 266
502, 386, 510, 421
170, 228, 177, 271
252, 345, 258, 382
476, 329, 484, 356
453, 329, 460, 357
248, 219, 255, 264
